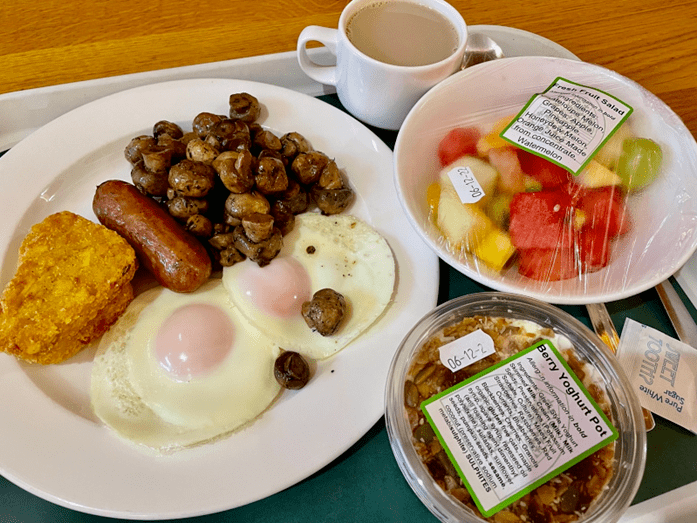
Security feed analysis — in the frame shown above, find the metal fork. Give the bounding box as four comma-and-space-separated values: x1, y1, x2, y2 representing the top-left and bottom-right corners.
585, 302, 656, 431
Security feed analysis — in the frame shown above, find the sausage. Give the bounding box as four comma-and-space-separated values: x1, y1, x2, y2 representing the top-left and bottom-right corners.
93, 180, 211, 292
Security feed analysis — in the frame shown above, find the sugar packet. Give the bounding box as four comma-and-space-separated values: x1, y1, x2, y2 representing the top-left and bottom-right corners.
616, 318, 697, 433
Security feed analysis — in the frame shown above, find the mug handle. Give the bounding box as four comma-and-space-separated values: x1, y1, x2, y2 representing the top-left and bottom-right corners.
297, 26, 339, 86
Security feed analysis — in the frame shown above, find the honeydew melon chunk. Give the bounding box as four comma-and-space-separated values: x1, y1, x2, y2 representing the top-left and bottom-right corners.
436, 183, 494, 253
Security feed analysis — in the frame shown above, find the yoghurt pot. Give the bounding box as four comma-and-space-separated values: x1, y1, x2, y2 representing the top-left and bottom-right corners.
385, 293, 646, 523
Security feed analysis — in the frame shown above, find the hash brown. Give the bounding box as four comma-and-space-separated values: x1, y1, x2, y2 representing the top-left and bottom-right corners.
0, 211, 137, 364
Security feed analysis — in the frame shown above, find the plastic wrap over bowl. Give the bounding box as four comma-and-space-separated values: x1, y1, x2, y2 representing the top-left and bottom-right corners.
394, 56, 697, 304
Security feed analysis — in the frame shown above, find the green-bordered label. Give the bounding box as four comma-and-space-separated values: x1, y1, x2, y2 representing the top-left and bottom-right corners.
421, 340, 618, 517
500, 77, 633, 174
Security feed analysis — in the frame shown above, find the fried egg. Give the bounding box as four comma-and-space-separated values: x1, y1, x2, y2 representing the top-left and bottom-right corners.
90, 279, 281, 452
222, 213, 396, 360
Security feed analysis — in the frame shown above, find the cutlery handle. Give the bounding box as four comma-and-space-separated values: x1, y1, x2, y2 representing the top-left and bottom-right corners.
585, 302, 656, 432
655, 279, 697, 347
585, 302, 620, 352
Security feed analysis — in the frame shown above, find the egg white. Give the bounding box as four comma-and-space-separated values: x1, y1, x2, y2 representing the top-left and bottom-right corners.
90, 279, 281, 452
222, 213, 396, 360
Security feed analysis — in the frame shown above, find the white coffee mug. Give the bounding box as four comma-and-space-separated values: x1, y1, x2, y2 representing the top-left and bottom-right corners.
297, 0, 468, 130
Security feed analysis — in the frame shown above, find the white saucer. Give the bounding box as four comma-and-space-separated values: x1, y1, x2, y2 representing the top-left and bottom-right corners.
469, 25, 580, 61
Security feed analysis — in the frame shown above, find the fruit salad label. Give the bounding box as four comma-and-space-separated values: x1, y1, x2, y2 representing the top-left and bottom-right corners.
439, 329, 496, 372
616, 318, 697, 434
447, 165, 486, 204
422, 340, 618, 517
501, 77, 633, 174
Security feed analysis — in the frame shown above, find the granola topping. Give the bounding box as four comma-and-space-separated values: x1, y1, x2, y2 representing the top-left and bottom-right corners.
404, 316, 614, 523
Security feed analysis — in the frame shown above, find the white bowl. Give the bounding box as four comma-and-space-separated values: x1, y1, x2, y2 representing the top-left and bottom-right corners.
394, 56, 697, 304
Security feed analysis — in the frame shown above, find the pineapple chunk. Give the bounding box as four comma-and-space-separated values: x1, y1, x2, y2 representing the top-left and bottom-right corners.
426, 182, 441, 221
476, 114, 515, 156
437, 184, 494, 253
573, 209, 587, 230
575, 159, 621, 188
594, 123, 633, 170
473, 228, 517, 271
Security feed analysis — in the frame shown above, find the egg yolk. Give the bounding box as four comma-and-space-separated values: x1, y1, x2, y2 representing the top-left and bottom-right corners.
238, 256, 312, 318
155, 303, 234, 381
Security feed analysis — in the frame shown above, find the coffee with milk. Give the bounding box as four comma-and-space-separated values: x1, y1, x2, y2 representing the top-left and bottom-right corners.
346, 1, 460, 67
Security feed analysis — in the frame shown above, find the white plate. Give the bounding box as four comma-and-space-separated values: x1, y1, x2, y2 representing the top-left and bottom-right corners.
0, 79, 439, 519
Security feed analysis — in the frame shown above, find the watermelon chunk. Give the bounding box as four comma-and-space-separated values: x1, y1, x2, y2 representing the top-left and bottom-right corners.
578, 226, 612, 272
517, 149, 571, 188
518, 248, 579, 281
508, 190, 574, 250
577, 186, 630, 237
438, 127, 481, 167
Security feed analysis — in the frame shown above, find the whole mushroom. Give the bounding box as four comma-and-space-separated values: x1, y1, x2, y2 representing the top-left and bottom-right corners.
311, 184, 354, 215
153, 120, 184, 140
131, 163, 169, 197
241, 213, 275, 243
233, 225, 283, 267
166, 196, 209, 221
168, 159, 216, 198
213, 150, 255, 193
274, 351, 311, 390
229, 92, 261, 123
291, 151, 331, 185
224, 191, 271, 225
255, 156, 288, 195
206, 119, 251, 152
192, 112, 222, 139
124, 135, 157, 165
301, 288, 347, 336
280, 132, 311, 161
186, 138, 219, 165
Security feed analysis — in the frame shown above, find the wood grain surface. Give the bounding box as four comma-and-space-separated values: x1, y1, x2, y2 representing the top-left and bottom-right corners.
1, 0, 696, 136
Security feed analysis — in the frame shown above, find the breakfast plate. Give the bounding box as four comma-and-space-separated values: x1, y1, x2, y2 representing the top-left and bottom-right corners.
0, 79, 439, 518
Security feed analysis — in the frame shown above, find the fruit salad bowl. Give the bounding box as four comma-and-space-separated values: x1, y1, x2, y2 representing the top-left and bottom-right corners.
394, 56, 697, 305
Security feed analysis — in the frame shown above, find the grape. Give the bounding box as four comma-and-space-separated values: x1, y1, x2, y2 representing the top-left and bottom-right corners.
485, 193, 513, 229
616, 138, 662, 190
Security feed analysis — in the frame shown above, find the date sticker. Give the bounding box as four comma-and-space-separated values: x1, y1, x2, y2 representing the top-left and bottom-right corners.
439, 329, 496, 372
447, 165, 485, 204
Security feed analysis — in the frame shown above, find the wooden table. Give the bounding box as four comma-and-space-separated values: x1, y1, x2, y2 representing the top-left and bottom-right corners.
3, 0, 696, 138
